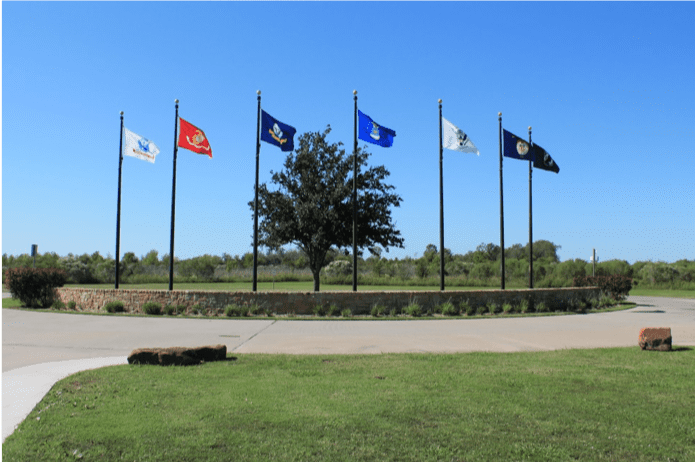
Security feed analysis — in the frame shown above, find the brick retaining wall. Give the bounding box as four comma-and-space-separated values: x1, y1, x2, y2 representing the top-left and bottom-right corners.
56, 287, 600, 315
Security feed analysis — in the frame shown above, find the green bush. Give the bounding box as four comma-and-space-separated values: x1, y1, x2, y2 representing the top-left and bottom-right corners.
536, 301, 548, 313
142, 301, 162, 315
225, 304, 244, 317
598, 296, 616, 308
404, 303, 422, 317
327, 304, 340, 317
573, 275, 632, 301
248, 304, 264, 317
313, 305, 327, 317
462, 302, 475, 316
440, 302, 459, 316
370, 304, 386, 317
3, 267, 68, 308
163, 304, 176, 315
191, 304, 202, 315
104, 300, 125, 313
67, 301, 77, 310
487, 303, 499, 315
52, 300, 66, 310
176, 304, 187, 315
341, 308, 352, 318
476, 304, 487, 315
518, 299, 529, 313
502, 303, 513, 314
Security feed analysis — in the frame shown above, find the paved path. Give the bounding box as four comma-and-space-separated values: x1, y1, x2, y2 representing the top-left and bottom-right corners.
3, 295, 694, 441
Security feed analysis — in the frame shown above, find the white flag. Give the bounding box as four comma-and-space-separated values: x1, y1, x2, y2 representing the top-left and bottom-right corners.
442, 117, 479, 155
123, 127, 160, 163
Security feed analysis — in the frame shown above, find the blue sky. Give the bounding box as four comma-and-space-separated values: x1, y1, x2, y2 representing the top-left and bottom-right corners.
2, 2, 694, 265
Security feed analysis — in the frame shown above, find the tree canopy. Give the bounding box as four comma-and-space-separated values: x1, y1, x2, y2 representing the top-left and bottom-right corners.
251, 126, 404, 291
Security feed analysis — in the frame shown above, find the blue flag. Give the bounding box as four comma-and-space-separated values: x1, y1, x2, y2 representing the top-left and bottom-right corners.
358, 110, 396, 148
261, 110, 296, 152
502, 129, 533, 161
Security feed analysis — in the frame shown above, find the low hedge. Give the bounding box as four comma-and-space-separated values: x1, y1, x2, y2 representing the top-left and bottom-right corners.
3, 267, 67, 308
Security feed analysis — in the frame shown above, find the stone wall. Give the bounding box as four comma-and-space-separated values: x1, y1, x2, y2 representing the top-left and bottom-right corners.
56, 287, 600, 315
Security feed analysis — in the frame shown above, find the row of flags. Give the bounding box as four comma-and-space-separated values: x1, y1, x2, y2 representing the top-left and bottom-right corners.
121, 111, 559, 173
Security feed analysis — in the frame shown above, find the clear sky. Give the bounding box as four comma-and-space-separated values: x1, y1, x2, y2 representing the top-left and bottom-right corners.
2, 2, 694, 265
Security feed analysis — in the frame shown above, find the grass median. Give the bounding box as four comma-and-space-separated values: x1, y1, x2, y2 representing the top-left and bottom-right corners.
3, 348, 693, 461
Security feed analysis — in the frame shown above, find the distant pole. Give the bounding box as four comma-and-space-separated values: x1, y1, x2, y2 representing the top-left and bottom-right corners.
498, 112, 505, 290
115, 111, 124, 289
253, 91, 261, 292
168, 99, 180, 291
592, 248, 596, 277
528, 126, 533, 289
352, 90, 358, 292
438, 99, 445, 291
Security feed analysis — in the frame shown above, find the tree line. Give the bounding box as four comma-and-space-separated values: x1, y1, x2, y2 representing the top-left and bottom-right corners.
3, 241, 694, 290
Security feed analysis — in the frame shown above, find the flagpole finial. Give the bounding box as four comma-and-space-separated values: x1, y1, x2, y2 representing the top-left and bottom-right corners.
175, 99, 179, 104
257, 90, 261, 95
498, 112, 502, 117
438, 99, 442, 104
120, 111, 123, 116
528, 126, 532, 131
353, 90, 357, 95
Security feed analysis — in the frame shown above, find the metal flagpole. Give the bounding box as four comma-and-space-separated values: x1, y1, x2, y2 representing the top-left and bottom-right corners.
352, 90, 358, 292
168, 99, 180, 291
438, 99, 445, 291
115, 111, 124, 289
528, 126, 533, 289
253, 91, 262, 292
499, 112, 505, 290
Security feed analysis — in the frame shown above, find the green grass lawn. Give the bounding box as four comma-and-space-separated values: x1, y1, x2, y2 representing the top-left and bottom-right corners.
629, 288, 695, 299
64, 282, 506, 291
3, 348, 693, 461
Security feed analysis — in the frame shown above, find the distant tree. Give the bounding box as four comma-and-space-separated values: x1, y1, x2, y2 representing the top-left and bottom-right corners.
251, 126, 404, 291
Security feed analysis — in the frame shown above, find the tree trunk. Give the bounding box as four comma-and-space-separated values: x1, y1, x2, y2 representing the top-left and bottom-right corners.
312, 269, 321, 292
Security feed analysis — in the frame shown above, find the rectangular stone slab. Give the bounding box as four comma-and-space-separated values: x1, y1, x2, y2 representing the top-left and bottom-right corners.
638, 327, 672, 351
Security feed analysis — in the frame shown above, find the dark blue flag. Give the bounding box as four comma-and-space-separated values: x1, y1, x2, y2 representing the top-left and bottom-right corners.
502, 129, 533, 162
261, 110, 296, 152
358, 110, 396, 148
532, 143, 560, 173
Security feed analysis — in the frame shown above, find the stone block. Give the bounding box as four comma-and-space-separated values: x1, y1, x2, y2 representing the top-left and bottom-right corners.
638, 327, 672, 351
128, 344, 227, 366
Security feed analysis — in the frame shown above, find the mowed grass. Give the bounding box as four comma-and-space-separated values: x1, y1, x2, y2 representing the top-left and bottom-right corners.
629, 288, 695, 299
3, 348, 693, 461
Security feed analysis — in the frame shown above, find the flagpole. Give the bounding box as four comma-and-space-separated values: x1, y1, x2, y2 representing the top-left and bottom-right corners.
352, 90, 358, 292
253, 90, 261, 292
528, 126, 533, 289
115, 111, 124, 289
498, 112, 505, 290
168, 99, 179, 291
438, 99, 445, 291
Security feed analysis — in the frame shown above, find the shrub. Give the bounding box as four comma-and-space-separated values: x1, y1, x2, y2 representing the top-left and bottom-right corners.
176, 304, 187, 315
313, 305, 327, 317
440, 302, 459, 316
225, 304, 244, 317
463, 303, 475, 316
327, 304, 340, 317
598, 296, 616, 308
142, 301, 162, 315
371, 304, 386, 317
518, 299, 529, 313
404, 303, 422, 317
487, 303, 499, 315
248, 304, 264, 316
164, 304, 176, 316
67, 301, 77, 311
573, 275, 632, 301
341, 308, 352, 318
191, 304, 202, 315
476, 304, 487, 315
104, 300, 125, 313
52, 300, 66, 310
3, 267, 68, 308
536, 301, 548, 313
502, 303, 513, 314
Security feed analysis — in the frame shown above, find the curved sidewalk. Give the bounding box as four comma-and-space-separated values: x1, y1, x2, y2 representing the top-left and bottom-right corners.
3, 295, 694, 441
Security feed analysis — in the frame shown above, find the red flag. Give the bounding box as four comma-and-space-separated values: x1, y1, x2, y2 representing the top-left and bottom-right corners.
177, 117, 212, 158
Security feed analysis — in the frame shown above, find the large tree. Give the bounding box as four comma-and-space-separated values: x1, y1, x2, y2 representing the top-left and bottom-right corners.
251, 126, 404, 291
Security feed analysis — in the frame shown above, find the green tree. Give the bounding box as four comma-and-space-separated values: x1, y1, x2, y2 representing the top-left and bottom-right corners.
251, 126, 404, 291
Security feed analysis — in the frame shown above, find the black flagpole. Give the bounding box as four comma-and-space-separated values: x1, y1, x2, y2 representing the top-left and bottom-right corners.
528, 126, 533, 289
499, 112, 505, 290
253, 91, 262, 292
438, 99, 445, 291
168, 99, 179, 291
352, 90, 358, 292
115, 111, 124, 289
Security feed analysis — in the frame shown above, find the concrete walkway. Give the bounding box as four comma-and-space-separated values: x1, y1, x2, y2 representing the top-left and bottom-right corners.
3, 295, 694, 441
